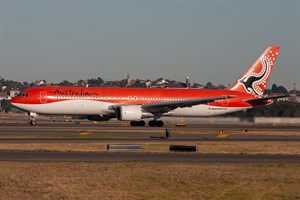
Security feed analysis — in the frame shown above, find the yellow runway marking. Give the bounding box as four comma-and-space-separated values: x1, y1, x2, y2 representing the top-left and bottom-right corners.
79, 131, 92, 136
217, 133, 230, 138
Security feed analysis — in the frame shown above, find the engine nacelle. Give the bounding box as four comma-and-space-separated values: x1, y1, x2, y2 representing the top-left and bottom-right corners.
116, 105, 153, 121
87, 115, 111, 121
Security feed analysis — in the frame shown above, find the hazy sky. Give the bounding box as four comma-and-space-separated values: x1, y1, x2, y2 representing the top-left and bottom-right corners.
0, 0, 299, 89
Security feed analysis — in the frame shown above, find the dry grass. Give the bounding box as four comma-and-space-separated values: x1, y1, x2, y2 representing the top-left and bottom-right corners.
0, 162, 299, 200
0, 141, 299, 155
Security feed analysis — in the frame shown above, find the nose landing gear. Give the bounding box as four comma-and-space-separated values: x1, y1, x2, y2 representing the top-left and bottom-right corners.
28, 112, 37, 126
30, 120, 36, 126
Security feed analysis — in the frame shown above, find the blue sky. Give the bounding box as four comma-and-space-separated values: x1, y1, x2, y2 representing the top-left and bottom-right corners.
0, 0, 299, 89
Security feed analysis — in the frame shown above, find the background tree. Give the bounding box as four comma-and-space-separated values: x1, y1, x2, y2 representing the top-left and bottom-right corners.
205, 82, 213, 89
58, 80, 73, 86
87, 77, 104, 86
271, 84, 288, 94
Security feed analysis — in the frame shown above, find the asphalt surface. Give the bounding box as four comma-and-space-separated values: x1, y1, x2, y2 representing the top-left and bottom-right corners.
0, 151, 299, 164
0, 122, 299, 142
0, 120, 299, 163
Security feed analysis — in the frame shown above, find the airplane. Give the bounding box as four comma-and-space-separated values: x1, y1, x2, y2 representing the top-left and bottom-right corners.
11, 46, 289, 126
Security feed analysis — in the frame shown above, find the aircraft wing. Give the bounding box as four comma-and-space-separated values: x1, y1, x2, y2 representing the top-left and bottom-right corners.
142, 96, 232, 114
243, 94, 291, 104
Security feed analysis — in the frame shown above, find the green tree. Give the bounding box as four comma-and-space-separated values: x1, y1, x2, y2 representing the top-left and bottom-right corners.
1, 100, 12, 112
88, 77, 104, 86
271, 84, 288, 94
59, 80, 73, 86
205, 82, 214, 89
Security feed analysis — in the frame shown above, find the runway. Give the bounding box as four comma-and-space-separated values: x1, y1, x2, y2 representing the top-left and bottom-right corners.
0, 137, 299, 143
0, 151, 299, 164
0, 122, 299, 142
0, 120, 299, 164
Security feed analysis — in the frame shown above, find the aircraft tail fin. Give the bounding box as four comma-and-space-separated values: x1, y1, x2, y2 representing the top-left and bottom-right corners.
228, 46, 280, 97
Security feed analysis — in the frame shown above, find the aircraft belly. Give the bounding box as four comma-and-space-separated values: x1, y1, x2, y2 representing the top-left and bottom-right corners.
13, 100, 113, 115
168, 105, 251, 117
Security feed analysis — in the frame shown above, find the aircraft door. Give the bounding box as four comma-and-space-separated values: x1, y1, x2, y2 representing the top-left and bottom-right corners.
40, 92, 47, 104
222, 99, 228, 106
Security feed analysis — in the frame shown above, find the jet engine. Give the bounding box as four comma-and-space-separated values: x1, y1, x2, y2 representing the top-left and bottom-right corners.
116, 105, 153, 121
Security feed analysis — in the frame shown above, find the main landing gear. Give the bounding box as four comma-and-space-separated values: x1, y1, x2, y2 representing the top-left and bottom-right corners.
28, 112, 37, 126
129, 120, 164, 127
130, 120, 146, 127
148, 120, 164, 127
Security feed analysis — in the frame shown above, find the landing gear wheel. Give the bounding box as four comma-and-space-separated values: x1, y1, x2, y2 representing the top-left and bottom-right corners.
156, 121, 164, 127
28, 112, 37, 126
130, 121, 146, 127
138, 120, 146, 126
30, 120, 36, 126
148, 120, 156, 127
148, 120, 164, 127
130, 121, 138, 126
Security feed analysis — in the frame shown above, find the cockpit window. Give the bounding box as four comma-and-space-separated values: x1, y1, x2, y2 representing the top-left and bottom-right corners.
17, 93, 29, 97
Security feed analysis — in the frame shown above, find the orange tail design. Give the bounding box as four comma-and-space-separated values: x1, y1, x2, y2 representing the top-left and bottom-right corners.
229, 46, 280, 97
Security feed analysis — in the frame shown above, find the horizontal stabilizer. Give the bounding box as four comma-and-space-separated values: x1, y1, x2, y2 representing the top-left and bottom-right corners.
243, 94, 291, 104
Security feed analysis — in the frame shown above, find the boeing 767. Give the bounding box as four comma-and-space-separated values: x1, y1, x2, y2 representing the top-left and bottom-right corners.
11, 46, 288, 126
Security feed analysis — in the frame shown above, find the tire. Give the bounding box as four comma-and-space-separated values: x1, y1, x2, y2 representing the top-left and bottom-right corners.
138, 121, 146, 126
30, 121, 36, 126
156, 121, 164, 127
130, 121, 136, 126
148, 120, 164, 127
148, 120, 156, 127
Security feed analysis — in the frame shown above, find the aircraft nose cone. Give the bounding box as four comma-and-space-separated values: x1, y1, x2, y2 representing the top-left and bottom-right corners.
11, 97, 17, 103
10, 96, 20, 106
